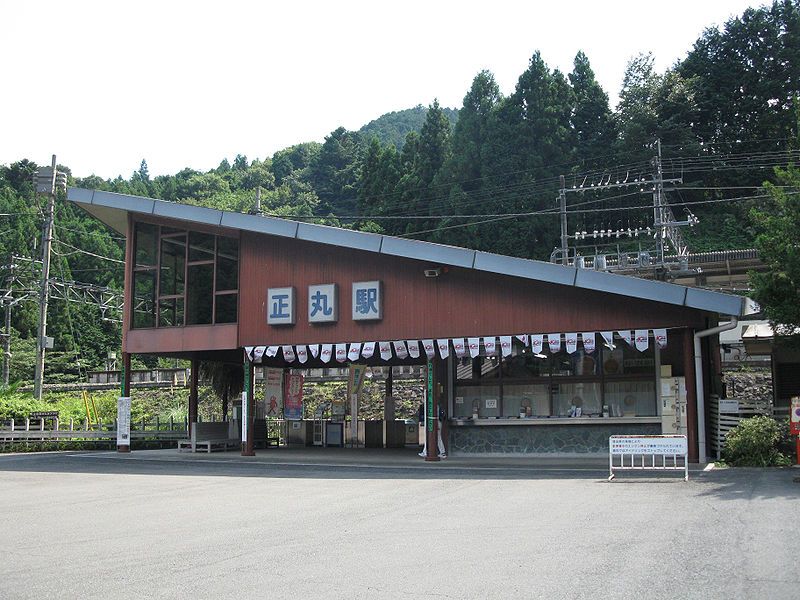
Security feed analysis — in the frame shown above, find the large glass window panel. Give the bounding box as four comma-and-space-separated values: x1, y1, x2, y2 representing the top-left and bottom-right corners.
604, 380, 656, 416
501, 353, 549, 378
214, 293, 237, 324
549, 350, 601, 377
453, 385, 501, 418
132, 270, 156, 328
186, 263, 213, 325
552, 382, 602, 417
216, 237, 239, 291
134, 223, 157, 267
602, 338, 655, 376
456, 355, 501, 381
502, 384, 550, 417
159, 236, 185, 296
188, 231, 215, 262
158, 298, 184, 327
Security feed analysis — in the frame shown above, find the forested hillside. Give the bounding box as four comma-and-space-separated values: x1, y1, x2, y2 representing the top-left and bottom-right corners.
1, 0, 798, 381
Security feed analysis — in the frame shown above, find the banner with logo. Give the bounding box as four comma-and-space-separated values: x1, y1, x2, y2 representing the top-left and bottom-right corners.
284, 373, 304, 420
265, 368, 283, 417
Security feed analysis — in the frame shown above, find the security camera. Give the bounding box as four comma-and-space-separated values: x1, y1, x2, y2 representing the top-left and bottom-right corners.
424, 268, 441, 278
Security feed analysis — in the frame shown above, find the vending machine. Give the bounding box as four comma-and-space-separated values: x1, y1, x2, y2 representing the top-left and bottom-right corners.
660, 375, 687, 434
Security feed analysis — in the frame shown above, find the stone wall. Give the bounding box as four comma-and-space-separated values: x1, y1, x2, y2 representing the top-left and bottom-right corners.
449, 422, 662, 455
722, 367, 772, 405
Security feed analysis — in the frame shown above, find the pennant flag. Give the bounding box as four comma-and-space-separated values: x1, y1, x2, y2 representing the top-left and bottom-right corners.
582, 333, 596, 354
483, 337, 497, 355
531, 335, 544, 355
393, 341, 409, 360
295, 345, 308, 364
422, 339, 436, 359
244, 346, 255, 361
453, 338, 466, 358
619, 331, 634, 347
547, 333, 561, 353
265, 346, 280, 358
347, 343, 362, 362
308, 344, 320, 359
361, 341, 376, 359
467, 337, 480, 358
252, 346, 266, 363
653, 328, 668, 349
379, 342, 392, 360
320, 344, 333, 364
282, 345, 296, 362
600, 332, 614, 349
407, 341, 420, 359
335, 343, 348, 363
565, 333, 578, 354
436, 339, 450, 359
515, 334, 529, 346
500, 336, 513, 357
634, 329, 649, 352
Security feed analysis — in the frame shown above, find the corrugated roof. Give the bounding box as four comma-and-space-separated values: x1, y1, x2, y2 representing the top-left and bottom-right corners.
67, 187, 748, 316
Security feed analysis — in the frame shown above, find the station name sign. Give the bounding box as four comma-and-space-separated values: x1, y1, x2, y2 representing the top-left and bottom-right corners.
268, 281, 382, 326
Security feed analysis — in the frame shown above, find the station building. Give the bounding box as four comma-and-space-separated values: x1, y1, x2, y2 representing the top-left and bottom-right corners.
67, 187, 754, 462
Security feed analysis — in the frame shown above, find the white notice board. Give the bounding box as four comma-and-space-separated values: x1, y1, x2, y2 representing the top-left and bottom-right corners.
117, 396, 131, 446
609, 435, 687, 455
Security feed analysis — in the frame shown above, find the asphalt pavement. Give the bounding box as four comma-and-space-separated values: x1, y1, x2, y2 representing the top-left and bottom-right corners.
0, 448, 797, 599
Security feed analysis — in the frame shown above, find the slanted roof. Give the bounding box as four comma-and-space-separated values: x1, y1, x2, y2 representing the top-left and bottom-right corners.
67, 187, 749, 317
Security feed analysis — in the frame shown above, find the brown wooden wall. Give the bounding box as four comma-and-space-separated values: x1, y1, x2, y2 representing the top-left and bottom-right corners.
237, 230, 707, 347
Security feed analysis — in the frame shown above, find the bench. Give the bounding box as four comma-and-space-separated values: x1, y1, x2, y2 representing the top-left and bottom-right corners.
178, 422, 239, 453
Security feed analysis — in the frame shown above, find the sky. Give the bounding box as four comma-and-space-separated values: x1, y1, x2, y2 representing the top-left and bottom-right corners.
1, 0, 762, 180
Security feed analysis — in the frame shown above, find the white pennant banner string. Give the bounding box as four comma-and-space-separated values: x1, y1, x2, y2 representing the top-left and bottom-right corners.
452, 338, 467, 358
653, 328, 668, 349
499, 336, 513, 357
483, 337, 497, 355
379, 342, 393, 360
295, 345, 308, 364
515, 334, 529, 346
467, 337, 481, 358
547, 333, 561, 354
347, 343, 362, 362
531, 335, 544, 355
619, 331, 634, 347
252, 347, 266, 363
422, 340, 436, 359
361, 342, 376, 359
320, 344, 333, 364
266, 346, 280, 358
436, 339, 450, 359
634, 329, 649, 352
407, 341, 420, 359
335, 343, 348, 363
582, 333, 596, 354
600, 332, 614, 350
393, 341, 409, 360
308, 344, 320, 359
282, 345, 296, 363
565, 333, 578, 354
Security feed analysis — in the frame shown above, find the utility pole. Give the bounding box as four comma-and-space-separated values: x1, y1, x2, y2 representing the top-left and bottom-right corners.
32, 155, 65, 400
652, 139, 666, 271
2, 260, 12, 387
559, 175, 568, 266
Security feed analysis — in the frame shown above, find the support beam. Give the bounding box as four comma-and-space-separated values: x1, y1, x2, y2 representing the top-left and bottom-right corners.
242, 358, 255, 456
189, 358, 199, 439
424, 359, 440, 462
683, 329, 698, 463
117, 352, 132, 453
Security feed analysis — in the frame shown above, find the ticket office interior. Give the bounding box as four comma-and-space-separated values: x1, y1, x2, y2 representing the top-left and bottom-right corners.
447, 335, 682, 421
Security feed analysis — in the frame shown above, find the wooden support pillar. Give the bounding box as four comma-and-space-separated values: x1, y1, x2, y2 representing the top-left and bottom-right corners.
683, 329, 699, 463
424, 358, 441, 462
383, 368, 394, 421
242, 357, 255, 456
189, 358, 199, 439
117, 352, 132, 453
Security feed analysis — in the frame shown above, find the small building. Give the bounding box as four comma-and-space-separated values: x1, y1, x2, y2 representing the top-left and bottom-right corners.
68, 187, 754, 462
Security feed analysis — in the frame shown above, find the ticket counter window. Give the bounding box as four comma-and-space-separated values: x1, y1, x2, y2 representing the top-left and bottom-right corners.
453, 386, 501, 418
552, 382, 603, 417
502, 384, 550, 417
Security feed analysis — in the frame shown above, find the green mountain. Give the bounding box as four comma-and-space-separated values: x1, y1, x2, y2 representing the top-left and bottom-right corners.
359, 105, 458, 149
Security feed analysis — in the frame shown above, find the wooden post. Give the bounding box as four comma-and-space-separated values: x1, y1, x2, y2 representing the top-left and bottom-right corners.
683, 328, 699, 463
189, 358, 199, 439
118, 352, 132, 453
242, 357, 255, 456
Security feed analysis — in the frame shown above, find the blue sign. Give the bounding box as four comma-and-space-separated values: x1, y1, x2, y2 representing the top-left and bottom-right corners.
308, 284, 338, 323
352, 281, 382, 321
267, 287, 296, 325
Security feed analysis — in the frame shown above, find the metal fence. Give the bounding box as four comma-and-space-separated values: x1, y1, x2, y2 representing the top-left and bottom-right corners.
0, 416, 188, 443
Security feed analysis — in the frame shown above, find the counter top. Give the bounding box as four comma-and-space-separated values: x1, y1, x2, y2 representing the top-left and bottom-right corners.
450, 417, 661, 426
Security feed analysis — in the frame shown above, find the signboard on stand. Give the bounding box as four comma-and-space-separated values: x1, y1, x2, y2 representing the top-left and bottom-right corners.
265, 368, 283, 417
790, 397, 800, 436
116, 396, 131, 447
284, 373, 304, 420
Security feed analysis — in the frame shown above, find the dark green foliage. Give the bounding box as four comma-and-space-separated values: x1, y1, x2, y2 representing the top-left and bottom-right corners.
359, 105, 458, 150
722, 415, 791, 466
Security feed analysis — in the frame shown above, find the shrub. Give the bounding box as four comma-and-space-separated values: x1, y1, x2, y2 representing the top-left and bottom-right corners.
722, 416, 791, 467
